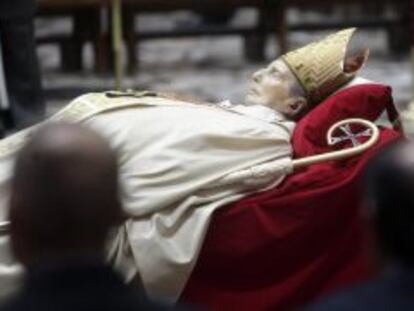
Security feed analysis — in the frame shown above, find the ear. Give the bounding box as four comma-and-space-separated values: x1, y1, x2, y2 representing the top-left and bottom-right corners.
344, 48, 370, 74
288, 97, 308, 118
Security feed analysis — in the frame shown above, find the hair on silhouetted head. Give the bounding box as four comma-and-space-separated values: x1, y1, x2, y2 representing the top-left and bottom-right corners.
9, 123, 123, 266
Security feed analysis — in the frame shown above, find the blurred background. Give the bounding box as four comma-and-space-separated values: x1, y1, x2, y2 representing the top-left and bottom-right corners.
34, 1, 411, 115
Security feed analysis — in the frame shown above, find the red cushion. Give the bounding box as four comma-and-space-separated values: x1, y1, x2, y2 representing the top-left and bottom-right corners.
293, 84, 393, 158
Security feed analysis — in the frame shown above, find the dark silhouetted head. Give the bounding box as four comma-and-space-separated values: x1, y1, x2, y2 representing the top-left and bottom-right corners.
8, 123, 122, 267
365, 141, 414, 267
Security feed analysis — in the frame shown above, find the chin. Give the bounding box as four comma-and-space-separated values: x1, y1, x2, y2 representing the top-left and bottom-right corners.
245, 93, 265, 106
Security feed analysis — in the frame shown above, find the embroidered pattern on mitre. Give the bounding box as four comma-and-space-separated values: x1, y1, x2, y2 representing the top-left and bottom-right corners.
282, 28, 357, 105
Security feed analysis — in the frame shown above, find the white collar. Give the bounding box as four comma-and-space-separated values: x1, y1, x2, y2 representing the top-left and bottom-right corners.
216, 100, 287, 124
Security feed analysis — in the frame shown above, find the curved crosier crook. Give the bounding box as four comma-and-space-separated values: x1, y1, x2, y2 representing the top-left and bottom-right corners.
206, 118, 379, 189
292, 118, 379, 169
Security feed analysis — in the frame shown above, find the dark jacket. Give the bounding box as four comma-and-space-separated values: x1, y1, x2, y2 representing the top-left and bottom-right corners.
0, 0, 36, 20
0, 261, 179, 311
305, 269, 414, 311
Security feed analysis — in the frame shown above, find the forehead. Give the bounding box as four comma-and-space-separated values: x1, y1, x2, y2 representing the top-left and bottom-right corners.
267, 59, 290, 73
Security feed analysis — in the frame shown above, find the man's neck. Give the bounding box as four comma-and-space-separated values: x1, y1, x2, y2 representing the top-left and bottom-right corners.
221, 100, 291, 123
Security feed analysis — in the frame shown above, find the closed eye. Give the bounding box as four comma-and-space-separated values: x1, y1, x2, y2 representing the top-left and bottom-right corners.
269, 67, 280, 77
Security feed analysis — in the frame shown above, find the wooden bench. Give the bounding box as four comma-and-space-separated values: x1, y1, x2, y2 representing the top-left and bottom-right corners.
281, 0, 410, 54
36, 0, 106, 71
112, 0, 288, 71
35, 0, 410, 72
118, 0, 410, 70
36, 0, 282, 71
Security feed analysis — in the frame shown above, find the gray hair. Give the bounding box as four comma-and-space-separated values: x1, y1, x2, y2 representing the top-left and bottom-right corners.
286, 68, 306, 100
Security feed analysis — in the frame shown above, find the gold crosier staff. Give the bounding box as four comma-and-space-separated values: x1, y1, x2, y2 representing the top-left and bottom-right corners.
112, 0, 123, 90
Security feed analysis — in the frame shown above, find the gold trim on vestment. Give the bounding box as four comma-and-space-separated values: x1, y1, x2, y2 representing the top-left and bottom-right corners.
0, 91, 163, 157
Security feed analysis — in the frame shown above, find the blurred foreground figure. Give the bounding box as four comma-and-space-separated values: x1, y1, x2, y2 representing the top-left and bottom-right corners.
0, 0, 45, 130
305, 142, 414, 311
1, 123, 174, 311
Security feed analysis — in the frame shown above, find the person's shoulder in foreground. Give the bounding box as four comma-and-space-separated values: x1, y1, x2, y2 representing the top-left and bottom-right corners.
305, 142, 414, 311
0, 261, 186, 311
304, 269, 414, 311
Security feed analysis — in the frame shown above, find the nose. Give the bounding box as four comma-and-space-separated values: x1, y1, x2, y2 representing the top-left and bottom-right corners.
253, 69, 264, 82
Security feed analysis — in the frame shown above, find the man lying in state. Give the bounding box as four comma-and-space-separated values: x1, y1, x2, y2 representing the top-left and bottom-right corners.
0, 28, 369, 303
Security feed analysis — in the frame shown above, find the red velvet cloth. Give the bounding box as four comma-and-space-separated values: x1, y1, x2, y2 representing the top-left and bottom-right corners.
180, 84, 402, 310
293, 84, 393, 157
181, 130, 401, 311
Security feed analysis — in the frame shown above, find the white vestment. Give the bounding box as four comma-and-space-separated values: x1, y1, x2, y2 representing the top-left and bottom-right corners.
0, 93, 294, 302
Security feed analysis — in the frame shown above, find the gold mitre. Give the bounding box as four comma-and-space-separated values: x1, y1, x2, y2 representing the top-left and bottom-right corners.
282, 28, 362, 105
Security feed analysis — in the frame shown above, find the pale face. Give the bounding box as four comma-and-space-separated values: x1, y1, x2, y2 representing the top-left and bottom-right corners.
245, 59, 295, 114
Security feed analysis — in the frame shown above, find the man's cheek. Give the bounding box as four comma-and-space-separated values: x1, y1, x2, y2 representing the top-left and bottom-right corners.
268, 88, 283, 102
